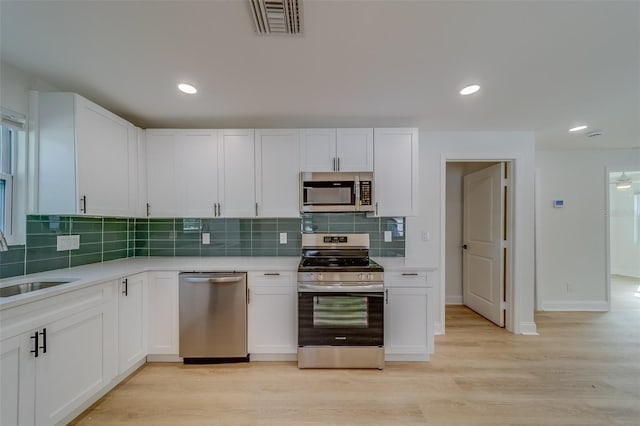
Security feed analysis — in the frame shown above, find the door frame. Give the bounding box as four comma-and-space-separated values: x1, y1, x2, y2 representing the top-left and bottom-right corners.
440, 154, 521, 333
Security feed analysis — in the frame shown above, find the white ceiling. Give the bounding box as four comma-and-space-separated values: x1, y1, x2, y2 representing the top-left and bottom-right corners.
1, 0, 639, 150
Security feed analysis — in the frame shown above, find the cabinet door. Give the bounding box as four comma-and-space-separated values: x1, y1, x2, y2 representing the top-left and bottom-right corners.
75, 96, 132, 216
219, 129, 256, 217
147, 272, 179, 355
255, 129, 300, 218
1, 334, 35, 426
118, 273, 148, 374
384, 287, 428, 356
300, 129, 337, 171
374, 128, 418, 216
35, 302, 115, 425
175, 130, 220, 217
248, 273, 296, 354
336, 128, 373, 171
145, 130, 178, 217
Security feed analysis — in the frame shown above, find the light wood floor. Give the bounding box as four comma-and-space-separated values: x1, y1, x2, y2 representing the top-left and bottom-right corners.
71, 277, 640, 425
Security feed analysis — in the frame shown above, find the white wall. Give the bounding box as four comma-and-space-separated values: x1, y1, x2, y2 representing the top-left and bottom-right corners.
406, 131, 537, 335
610, 174, 640, 278
536, 149, 640, 310
1, 61, 58, 115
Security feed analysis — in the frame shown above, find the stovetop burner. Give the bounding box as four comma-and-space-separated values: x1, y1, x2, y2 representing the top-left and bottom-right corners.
298, 233, 384, 273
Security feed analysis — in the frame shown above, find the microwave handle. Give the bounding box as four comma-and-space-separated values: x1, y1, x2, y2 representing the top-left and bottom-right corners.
355, 176, 360, 206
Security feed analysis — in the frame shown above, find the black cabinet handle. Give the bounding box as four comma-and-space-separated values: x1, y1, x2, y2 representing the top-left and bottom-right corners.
337, 157, 340, 171
30, 331, 39, 357
247, 288, 250, 304
264, 273, 281, 276
146, 203, 151, 217
462, 244, 468, 250
402, 273, 419, 276
39, 328, 47, 354
385, 288, 389, 304
80, 195, 87, 214
122, 278, 128, 296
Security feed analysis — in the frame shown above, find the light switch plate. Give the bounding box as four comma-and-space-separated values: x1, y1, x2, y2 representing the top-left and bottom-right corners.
57, 235, 80, 251
280, 232, 287, 244
384, 231, 392, 242
202, 232, 210, 245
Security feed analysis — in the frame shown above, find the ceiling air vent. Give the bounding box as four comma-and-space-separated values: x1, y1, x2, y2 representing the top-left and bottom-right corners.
249, 0, 302, 35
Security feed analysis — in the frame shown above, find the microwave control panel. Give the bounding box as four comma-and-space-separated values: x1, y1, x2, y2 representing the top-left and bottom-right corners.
360, 181, 372, 206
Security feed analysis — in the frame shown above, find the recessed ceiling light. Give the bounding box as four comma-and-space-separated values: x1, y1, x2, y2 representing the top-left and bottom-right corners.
569, 125, 587, 132
459, 84, 480, 96
178, 83, 197, 94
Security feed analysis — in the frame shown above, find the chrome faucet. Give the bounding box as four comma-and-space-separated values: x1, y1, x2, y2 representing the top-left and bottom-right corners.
0, 229, 9, 252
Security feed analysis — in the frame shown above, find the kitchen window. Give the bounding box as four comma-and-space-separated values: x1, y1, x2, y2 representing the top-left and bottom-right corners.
0, 108, 26, 243
0, 124, 15, 236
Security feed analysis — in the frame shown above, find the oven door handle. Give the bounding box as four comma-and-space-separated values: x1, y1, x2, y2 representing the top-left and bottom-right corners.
298, 283, 384, 293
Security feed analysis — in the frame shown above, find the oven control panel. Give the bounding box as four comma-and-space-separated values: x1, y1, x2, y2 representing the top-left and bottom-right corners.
298, 271, 384, 283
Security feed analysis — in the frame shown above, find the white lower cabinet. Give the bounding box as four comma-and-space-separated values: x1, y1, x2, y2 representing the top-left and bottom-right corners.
247, 271, 297, 359
147, 271, 179, 355
117, 273, 148, 374
0, 282, 116, 426
384, 271, 431, 361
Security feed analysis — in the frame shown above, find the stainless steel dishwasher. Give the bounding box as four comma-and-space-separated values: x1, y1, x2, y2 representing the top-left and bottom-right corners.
179, 272, 249, 364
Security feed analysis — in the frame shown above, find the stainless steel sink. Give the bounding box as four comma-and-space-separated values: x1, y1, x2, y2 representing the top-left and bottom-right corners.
0, 280, 76, 298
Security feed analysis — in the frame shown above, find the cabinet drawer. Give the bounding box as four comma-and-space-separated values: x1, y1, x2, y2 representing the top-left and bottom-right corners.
248, 271, 295, 287
0, 282, 113, 340
384, 271, 428, 288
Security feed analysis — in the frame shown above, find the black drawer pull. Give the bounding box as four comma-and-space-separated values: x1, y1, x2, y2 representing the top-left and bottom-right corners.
264, 273, 281, 276
30, 331, 39, 357
40, 328, 47, 354
401, 273, 419, 276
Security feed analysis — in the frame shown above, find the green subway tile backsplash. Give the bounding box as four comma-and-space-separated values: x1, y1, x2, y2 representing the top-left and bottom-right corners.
0, 214, 404, 279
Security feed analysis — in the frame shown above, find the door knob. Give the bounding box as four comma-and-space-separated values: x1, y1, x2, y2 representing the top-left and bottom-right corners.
462, 244, 468, 250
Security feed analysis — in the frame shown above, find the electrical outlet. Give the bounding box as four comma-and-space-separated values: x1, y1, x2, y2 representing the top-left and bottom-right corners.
421, 231, 430, 242
280, 232, 287, 244
57, 235, 80, 251
202, 232, 210, 245
384, 231, 392, 242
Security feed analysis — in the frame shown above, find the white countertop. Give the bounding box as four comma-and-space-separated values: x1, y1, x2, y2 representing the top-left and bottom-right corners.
1, 256, 437, 310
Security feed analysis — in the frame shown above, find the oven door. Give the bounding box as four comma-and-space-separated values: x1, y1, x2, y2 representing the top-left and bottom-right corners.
298, 290, 384, 347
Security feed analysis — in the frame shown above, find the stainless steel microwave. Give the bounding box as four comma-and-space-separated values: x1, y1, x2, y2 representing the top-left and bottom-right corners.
300, 172, 374, 213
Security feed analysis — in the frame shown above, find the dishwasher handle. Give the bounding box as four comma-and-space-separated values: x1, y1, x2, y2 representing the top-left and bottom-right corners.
182, 276, 244, 284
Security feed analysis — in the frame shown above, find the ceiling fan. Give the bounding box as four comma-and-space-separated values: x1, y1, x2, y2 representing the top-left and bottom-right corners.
609, 172, 635, 189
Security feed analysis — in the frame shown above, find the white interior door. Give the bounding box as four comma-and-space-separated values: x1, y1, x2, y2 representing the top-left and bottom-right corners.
463, 163, 505, 326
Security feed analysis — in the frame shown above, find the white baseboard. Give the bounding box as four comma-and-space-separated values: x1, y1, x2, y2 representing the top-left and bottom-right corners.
385, 353, 430, 362
518, 322, 538, 335
540, 301, 609, 311
146, 354, 182, 362
445, 296, 463, 304
434, 321, 444, 335
612, 270, 640, 279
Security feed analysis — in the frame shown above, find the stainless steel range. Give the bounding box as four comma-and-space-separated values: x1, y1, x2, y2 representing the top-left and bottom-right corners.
297, 233, 384, 369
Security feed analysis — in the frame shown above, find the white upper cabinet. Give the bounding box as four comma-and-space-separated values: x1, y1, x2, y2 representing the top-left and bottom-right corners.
37, 92, 138, 216
336, 128, 374, 171
145, 129, 254, 218
255, 129, 300, 218
176, 131, 220, 217
145, 130, 178, 217
300, 128, 373, 172
219, 129, 256, 217
299, 129, 336, 172
373, 128, 419, 216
